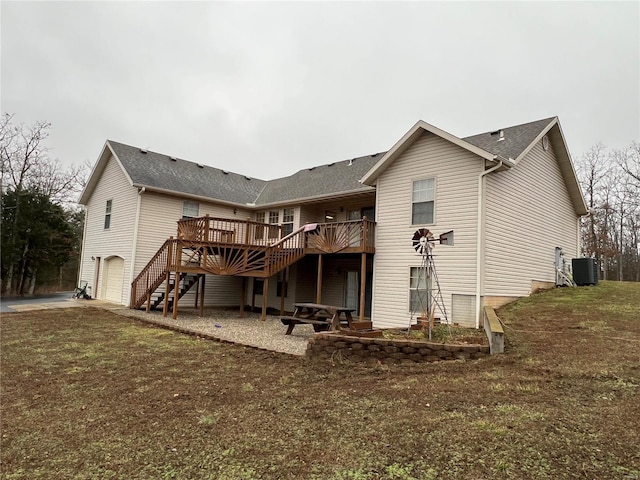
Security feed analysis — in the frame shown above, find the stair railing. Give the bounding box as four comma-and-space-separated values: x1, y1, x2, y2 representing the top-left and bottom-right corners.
130, 238, 179, 309
265, 226, 307, 276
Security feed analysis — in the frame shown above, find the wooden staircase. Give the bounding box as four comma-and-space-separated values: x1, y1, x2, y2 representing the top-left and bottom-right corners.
130, 216, 376, 314
146, 272, 203, 311
130, 226, 308, 311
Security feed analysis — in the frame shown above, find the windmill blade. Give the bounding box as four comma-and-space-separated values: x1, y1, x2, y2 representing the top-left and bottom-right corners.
412, 228, 433, 255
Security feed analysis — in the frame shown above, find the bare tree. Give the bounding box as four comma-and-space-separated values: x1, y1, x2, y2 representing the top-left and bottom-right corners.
576, 144, 610, 268
618, 141, 640, 187
1, 114, 87, 295
576, 142, 640, 282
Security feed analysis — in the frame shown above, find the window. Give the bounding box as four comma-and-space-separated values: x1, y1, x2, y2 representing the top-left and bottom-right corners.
412, 178, 435, 225
104, 200, 112, 229
409, 267, 431, 314
282, 208, 294, 236
268, 211, 279, 238
348, 210, 361, 221
255, 212, 266, 240
182, 200, 199, 219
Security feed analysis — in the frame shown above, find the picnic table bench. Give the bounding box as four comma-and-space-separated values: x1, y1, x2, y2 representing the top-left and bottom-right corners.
280, 303, 356, 335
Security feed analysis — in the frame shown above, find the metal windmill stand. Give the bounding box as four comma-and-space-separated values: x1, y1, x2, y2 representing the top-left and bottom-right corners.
410, 229, 453, 340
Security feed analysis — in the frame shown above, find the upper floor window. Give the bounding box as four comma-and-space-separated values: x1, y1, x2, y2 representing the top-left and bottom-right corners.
282, 208, 294, 236
268, 211, 279, 238
104, 200, 112, 229
412, 178, 435, 225
255, 212, 266, 240
182, 200, 199, 219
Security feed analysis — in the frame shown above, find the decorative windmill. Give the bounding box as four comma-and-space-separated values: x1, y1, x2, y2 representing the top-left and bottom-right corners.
410, 228, 454, 339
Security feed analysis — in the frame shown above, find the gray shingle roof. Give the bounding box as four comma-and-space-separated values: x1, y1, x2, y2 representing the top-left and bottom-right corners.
106, 117, 555, 207
108, 140, 267, 205
254, 153, 381, 205
463, 117, 556, 160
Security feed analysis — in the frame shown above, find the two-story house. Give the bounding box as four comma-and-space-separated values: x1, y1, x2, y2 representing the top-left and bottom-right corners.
77, 116, 587, 328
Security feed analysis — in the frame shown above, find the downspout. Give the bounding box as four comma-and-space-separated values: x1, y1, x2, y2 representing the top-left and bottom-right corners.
128, 187, 145, 306
475, 157, 506, 329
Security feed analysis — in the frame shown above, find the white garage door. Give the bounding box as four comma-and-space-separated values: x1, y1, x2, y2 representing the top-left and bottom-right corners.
104, 257, 124, 303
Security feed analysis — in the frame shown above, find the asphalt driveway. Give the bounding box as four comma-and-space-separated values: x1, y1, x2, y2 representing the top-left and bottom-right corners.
0, 292, 76, 313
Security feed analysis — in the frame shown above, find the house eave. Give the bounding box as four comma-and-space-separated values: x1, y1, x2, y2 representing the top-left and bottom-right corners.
78, 140, 134, 205
360, 120, 498, 186
133, 184, 251, 210
253, 187, 376, 209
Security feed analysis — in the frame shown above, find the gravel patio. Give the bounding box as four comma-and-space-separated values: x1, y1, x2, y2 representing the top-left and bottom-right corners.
109, 305, 315, 356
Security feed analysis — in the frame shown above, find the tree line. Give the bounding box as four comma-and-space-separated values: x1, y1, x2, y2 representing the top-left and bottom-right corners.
1, 114, 86, 296
576, 142, 640, 282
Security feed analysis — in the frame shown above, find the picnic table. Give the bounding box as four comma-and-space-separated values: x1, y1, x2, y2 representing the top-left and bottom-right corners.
280, 303, 356, 335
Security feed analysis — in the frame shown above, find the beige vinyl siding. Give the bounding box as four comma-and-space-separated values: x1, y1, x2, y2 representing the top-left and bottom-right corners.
78, 155, 137, 303
136, 191, 250, 307
371, 132, 482, 329
484, 139, 580, 297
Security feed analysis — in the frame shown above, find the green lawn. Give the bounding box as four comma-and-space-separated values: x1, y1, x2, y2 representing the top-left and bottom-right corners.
2, 281, 639, 479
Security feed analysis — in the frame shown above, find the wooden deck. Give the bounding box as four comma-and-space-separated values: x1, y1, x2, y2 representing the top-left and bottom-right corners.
130, 216, 376, 315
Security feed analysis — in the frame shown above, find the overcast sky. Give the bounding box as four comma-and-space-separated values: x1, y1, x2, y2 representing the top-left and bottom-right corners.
2, 1, 638, 182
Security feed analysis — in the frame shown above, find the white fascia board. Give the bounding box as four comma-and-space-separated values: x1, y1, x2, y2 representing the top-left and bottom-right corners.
78, 141, 134, 205
135, 185, 249, 210
548, 121, 589, 216
253, 187, 376, 210
360, 120, 497, 186
512, 117, 558, 166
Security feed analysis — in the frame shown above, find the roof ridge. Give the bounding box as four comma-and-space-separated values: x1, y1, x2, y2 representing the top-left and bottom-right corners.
463, 116, 556, 139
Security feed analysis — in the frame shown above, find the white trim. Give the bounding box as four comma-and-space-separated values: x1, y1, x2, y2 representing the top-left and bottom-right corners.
361, 120, 500, 186
78, 141, 134, 205
512, 118, 557, 165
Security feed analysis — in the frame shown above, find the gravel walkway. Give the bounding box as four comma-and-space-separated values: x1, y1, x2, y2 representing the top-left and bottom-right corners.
110, 306, 315, 356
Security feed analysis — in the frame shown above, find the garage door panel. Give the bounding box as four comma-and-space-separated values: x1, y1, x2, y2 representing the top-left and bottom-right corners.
104, 257, 124, 303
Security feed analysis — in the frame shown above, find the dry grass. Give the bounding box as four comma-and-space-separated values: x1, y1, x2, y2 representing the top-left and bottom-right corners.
1, 281, 639, 479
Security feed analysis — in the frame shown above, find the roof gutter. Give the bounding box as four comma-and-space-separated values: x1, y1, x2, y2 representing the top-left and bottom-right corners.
475, 155, 509, 329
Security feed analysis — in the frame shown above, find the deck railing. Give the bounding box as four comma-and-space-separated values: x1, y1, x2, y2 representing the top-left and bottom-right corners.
306, 217, 376, 254
177, 215, 376, 252
178, 216, 282, 247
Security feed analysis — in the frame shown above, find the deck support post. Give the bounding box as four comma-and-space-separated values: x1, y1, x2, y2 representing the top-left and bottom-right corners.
163, 237, 174, 317
251, 278, 257, 313
316, 254, 323, 304
240, 277, 246, 318
199, 274, 205, 317
280, 267, 288, 315
172, 242, 182, 320
194, 276, 199, 309
359, 252, 367, 322
145, 271, 151, 313
261, 276, 269, 321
